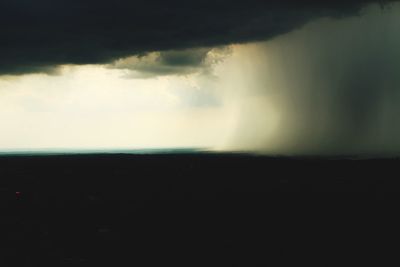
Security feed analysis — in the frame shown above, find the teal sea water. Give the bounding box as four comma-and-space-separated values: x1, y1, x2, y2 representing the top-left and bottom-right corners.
0, 148, 210, 156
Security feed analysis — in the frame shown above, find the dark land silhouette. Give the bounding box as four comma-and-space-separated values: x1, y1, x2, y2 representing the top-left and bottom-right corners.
0, 153, 397, 266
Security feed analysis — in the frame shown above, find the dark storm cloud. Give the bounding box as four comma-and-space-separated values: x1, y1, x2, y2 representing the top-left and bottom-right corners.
0, 0, 394, 75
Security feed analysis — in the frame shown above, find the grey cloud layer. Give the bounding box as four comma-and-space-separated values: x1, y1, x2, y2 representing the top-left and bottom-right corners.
112, 48, 230, 78
0, 0, 394, 75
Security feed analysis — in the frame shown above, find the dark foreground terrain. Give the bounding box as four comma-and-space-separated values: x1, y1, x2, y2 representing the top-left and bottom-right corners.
0, 153, 399, 266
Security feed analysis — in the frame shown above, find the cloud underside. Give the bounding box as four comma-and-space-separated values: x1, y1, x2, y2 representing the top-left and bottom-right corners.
0, 0, 394, 75
111, 47, 230, 78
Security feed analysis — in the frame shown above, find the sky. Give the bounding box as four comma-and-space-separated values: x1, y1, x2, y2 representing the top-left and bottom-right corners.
0, 0, 399, 155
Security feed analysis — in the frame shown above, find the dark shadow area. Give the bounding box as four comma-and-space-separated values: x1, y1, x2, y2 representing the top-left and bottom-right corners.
0, 153, 397, 265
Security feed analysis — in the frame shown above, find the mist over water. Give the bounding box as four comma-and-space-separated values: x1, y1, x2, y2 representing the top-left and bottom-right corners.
221, 3, 400, 156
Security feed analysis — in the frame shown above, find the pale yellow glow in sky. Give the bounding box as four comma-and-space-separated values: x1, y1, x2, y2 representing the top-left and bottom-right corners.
0, 39, 287, 152
0, 61, 242, 150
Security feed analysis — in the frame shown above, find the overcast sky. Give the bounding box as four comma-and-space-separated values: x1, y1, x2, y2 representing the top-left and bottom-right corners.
0, 0, 399, 155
